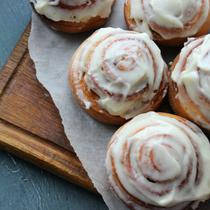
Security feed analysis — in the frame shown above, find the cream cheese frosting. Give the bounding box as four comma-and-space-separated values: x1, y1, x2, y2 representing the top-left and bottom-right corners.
128, 0, 209, 40
172, 35, 210, 130
30, 0, 114, 22
106, 112, 210, 210
70, 28, 168, 119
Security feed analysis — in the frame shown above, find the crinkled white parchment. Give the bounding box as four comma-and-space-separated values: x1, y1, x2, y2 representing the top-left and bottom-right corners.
28, 1, 210, 209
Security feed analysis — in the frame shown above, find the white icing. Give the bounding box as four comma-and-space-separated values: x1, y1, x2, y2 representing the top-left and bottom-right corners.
129, 0, 209, 40
77, 89, 92, 109
129, 0, 153, 38
71, 28, 167, 119
106, 112, 210, 210
172, 35, 210, 130
30, 0, 114, 22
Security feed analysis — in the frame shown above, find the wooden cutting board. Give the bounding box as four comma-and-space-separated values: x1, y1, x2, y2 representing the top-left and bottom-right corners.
0, 25, 95, 192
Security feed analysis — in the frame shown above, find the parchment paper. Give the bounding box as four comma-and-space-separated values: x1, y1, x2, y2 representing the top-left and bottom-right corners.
28, 1, 210, 209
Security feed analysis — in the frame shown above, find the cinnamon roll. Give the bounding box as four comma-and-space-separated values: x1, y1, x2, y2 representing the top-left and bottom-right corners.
30, 0, 115, 33
124, 0, 210, 46
68, 28, 168, 125
106, 112, 210, 210
169, 35, 210, 132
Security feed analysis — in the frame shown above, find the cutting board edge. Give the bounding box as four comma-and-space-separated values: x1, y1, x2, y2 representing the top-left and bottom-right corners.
0, 23, 96, 193
0, 118, 95, 192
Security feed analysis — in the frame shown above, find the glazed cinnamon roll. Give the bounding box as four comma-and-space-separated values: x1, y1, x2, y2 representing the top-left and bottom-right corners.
124, 0, 210, 46
106, 112, 210, 210
69, 28, 168, 125
169, 35, 210, 132
30, 0, 115, 33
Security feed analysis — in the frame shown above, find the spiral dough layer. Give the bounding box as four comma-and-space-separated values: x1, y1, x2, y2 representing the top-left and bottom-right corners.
70, 28, 168, 119
30, 0, 114, 22
171, 35, 210, 130
126, 0, 210, 40
106, 112, 210, 210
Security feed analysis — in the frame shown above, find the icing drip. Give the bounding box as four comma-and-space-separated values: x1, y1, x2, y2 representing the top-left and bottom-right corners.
30, 0, 114, 22
71, 28, 168, 119
106, 112, 210, 210
128, 0, 209, 40
172, 35, 210, 130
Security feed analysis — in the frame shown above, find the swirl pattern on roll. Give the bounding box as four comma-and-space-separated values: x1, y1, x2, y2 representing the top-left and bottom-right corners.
126, 0, 209, 40
30, 0, 114, 22
171, 35, 210, 130
71, 28, 168, 119
106, 112, 210, 210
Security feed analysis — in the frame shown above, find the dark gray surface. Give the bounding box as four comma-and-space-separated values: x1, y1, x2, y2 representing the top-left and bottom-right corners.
0, 151, 108, 210
0, 0, 108, 209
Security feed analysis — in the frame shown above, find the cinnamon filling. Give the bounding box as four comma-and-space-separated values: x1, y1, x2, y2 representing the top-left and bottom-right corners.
58, 0, 96, 10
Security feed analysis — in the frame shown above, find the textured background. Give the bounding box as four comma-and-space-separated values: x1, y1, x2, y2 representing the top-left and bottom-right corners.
0, 0, 107, 209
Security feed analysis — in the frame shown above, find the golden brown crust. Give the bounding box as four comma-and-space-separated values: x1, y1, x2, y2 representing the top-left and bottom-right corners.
168, 56, 192, 120
124, 0, 210, 46
31, 2, 114, 33
168, 55, 210, 134
39, 13, 108, 33
68, 42, 168, 125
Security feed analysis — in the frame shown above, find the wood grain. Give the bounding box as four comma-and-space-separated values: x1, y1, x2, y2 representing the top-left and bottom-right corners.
0, 25, 95, 192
